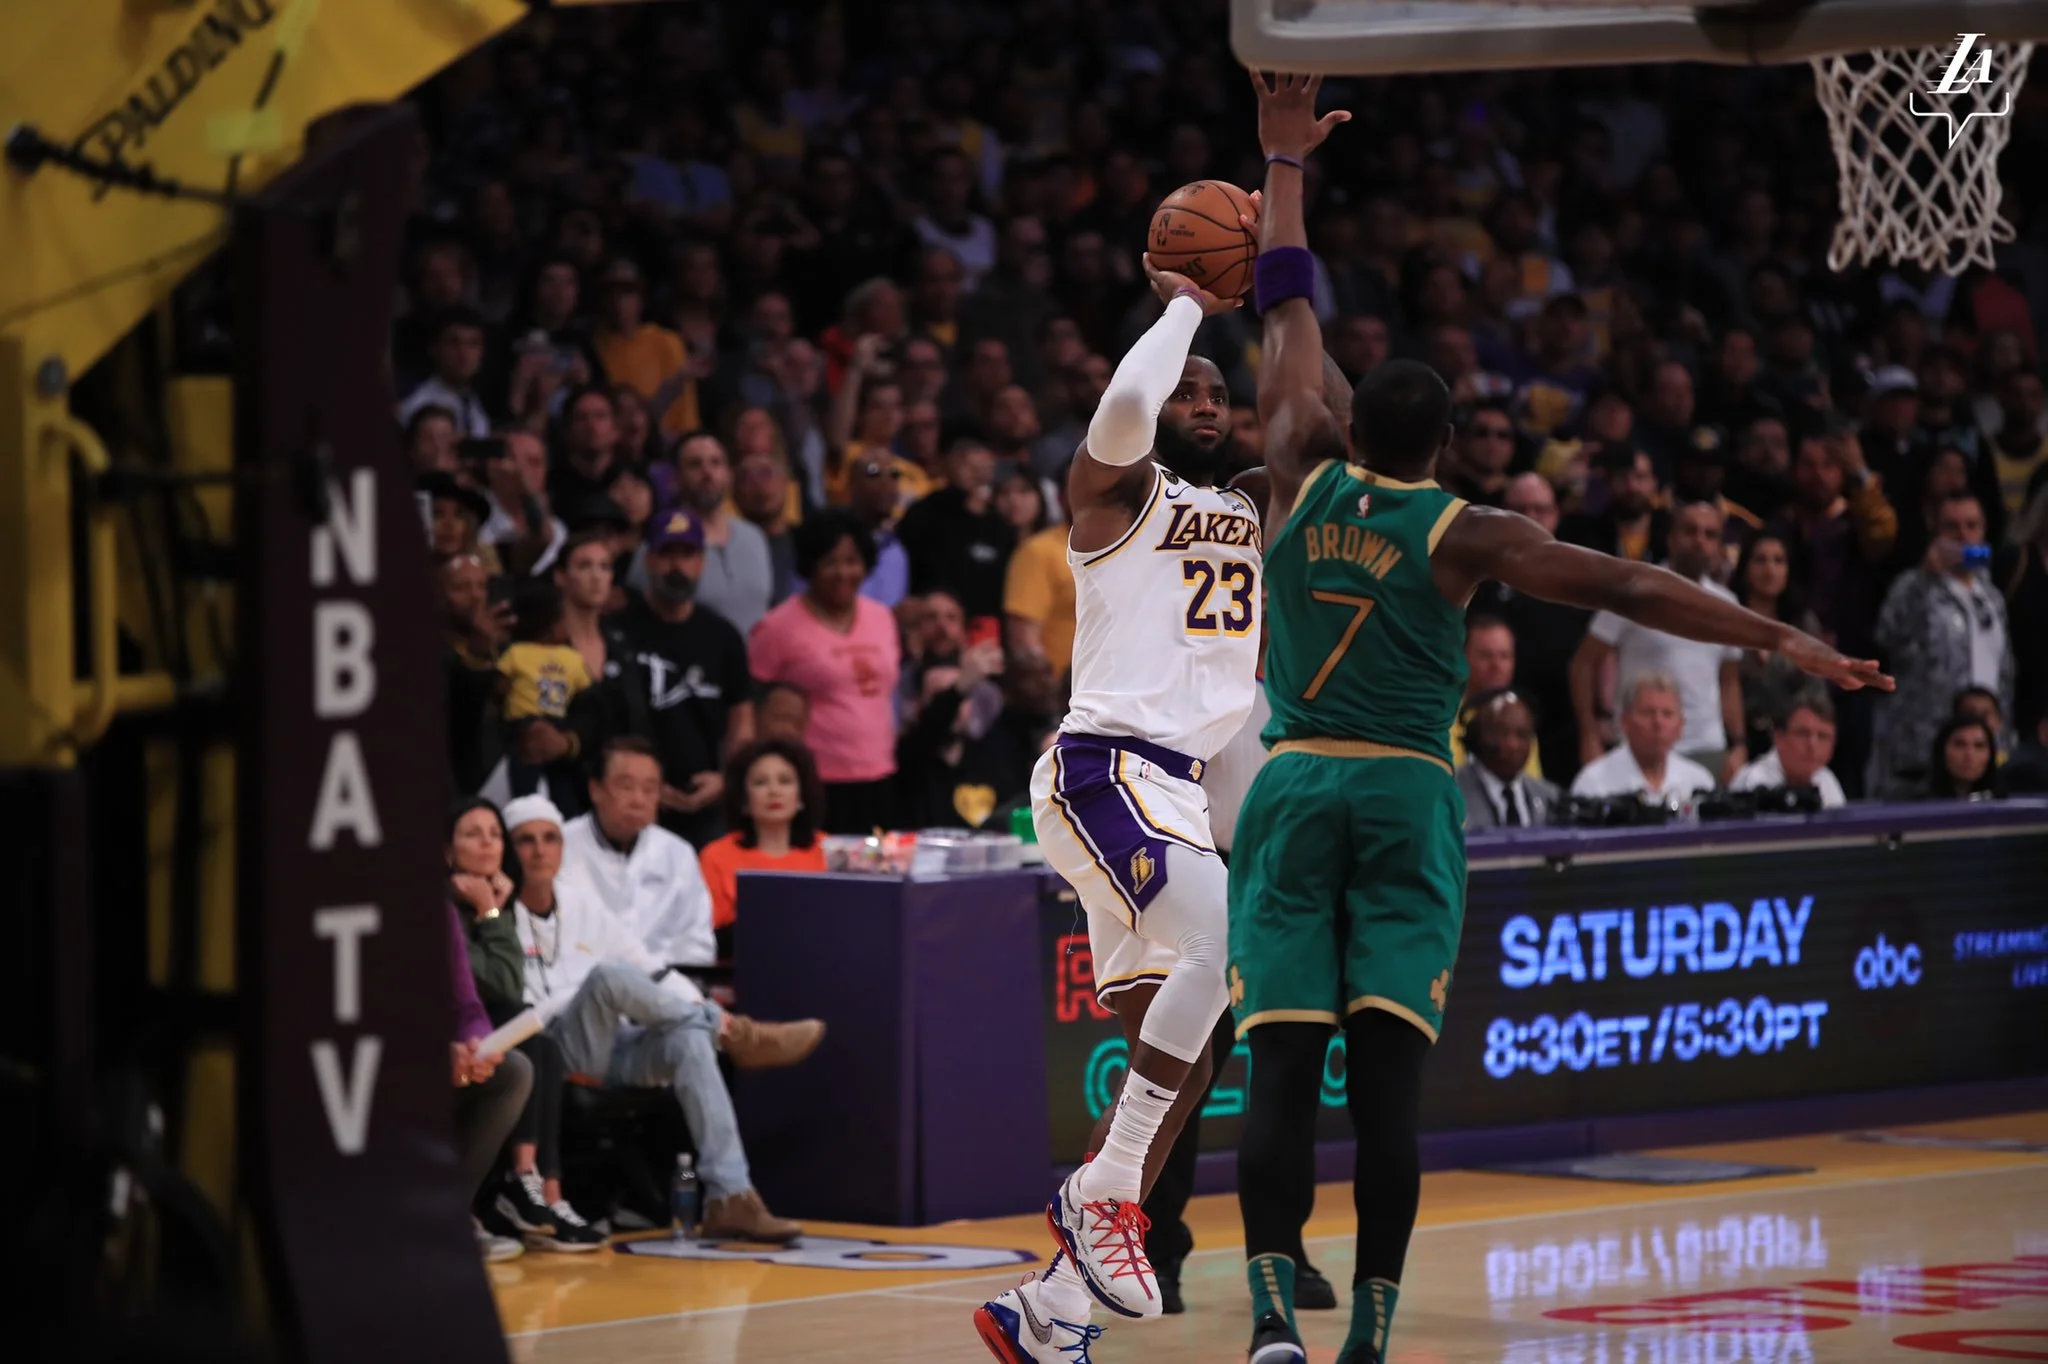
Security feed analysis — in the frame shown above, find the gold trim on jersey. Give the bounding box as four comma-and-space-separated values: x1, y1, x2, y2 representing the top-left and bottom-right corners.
1293, 457, 1338, 505
1095, 969, 1170, 999
1350, 467, 1441, 491
1234, 1007, 1340, 1038
1347, 994, 1440, 1043
1076, 467, 1164, 567
1218, 486, 1259, 517
1426, 496, 1469, 554
1269, 737, 1453, 776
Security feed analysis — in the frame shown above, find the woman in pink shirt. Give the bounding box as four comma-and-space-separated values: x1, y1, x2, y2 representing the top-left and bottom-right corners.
749, 510, 902, 832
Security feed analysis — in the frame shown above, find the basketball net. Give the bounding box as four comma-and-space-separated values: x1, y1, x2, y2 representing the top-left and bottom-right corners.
1811, 36, 2033, 274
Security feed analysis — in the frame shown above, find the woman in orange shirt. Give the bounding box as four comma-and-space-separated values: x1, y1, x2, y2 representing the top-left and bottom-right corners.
698, 737, 829, 953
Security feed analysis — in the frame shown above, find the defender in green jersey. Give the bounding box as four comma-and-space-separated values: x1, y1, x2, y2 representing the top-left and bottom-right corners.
1231, 459, 1473, 1046
1233, 71, 1892, 1364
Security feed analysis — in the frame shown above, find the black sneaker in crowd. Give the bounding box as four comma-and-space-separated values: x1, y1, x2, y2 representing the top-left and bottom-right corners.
527, 1198, 606, 1253
1295, 1259, 1338, 1310
494, 1169, 558, 1237
1248, 1309, 1307, 1364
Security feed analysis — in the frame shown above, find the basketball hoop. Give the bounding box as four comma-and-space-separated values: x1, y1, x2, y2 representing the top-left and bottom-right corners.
1810, 37, 2034, 274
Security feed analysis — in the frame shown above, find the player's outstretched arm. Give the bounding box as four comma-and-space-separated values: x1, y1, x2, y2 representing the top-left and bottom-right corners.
1067, 265, 1238, 554
1250, 70, 1350, 526
1442, 505, 1895, 693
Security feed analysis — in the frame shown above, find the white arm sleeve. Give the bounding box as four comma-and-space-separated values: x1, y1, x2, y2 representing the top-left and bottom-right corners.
1083, 294, 1205, 467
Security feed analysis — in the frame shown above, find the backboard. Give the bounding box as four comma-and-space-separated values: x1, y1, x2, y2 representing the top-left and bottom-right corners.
1230, 0, 2048, 72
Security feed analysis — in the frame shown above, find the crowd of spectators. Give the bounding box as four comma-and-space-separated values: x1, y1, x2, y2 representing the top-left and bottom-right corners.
393, 0, 2048, 1263
404, 0, 2048, 849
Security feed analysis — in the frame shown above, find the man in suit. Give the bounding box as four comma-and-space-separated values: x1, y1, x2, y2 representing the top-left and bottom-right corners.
1458, 689, 1562, 830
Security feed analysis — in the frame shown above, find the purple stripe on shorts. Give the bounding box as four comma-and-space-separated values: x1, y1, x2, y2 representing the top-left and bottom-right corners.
1055, 731, 1205, 784
1051, 742, 1174, 913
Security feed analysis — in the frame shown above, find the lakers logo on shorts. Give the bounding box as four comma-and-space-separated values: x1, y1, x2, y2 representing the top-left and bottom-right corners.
1189, 759, 1204, 782
1429, 969, 1452, 1012
1129, 848, 1156, 896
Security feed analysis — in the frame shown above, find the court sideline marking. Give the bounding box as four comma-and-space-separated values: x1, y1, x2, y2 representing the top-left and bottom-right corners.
504, 1155, 2046, 1338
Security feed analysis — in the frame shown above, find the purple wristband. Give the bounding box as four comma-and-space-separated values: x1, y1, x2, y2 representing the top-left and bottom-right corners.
1265, 153, 1305, 170
1171, 286, 1204, 304
1255, 246, 1315, 314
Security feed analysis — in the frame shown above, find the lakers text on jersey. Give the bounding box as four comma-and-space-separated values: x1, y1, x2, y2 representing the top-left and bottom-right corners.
1062, 466, 1263, 763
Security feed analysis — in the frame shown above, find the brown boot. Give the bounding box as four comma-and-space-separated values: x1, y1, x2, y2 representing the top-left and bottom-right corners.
699, 1188, 802, 1244
721, 1014, 825, 1069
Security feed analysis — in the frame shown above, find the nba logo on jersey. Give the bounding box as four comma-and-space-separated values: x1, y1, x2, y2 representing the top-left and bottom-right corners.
1357, 493, 1373, 517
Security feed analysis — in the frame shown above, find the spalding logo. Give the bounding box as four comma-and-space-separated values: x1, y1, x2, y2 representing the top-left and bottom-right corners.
622, 1234, 1037, 1272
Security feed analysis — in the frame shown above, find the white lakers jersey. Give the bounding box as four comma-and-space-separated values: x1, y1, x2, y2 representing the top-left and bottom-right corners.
1061, 466, 1262, 760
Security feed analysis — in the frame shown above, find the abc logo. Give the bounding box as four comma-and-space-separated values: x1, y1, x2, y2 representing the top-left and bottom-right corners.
1854, 933, 1922, 990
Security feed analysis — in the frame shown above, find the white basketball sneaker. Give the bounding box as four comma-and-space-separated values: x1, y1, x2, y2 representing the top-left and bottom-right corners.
1045, 1167, 1161, 1319
974, 1263, 1105, 1363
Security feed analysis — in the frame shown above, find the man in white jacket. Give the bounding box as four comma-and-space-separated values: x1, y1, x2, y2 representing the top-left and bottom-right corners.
562, 735, 718, 967
1570, 671, 1718, 808
502, 790, 823, 1243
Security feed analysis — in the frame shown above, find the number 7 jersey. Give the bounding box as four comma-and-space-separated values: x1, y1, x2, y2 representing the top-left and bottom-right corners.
1262, 461, 1469, 765
1060, 466, 1264, 762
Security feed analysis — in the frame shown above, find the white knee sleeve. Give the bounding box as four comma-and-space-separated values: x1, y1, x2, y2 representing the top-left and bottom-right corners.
1135, 847, 1233, 1063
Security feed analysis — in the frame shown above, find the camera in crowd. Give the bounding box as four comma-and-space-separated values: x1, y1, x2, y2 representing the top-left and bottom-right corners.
1556, 794, 1680, 828
1697, 786, 1824, 822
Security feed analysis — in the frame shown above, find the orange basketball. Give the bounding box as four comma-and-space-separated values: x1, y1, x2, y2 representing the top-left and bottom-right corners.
1147, 180, 1259, 300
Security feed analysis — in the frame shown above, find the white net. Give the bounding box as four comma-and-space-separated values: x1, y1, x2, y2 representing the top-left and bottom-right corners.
1811, 37, 2033, 275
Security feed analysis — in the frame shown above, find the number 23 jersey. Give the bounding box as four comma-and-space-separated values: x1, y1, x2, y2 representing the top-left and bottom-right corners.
1061, 466, 1263, 762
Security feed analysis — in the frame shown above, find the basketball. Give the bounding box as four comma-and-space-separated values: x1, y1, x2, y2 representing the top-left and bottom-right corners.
1147, 180, 1258, 300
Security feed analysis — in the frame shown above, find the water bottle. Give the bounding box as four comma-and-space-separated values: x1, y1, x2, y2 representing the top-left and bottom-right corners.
670, 1154, 700, 1241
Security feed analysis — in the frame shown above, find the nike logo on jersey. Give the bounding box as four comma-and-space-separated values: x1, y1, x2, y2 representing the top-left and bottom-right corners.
1153, 502, 1262, 553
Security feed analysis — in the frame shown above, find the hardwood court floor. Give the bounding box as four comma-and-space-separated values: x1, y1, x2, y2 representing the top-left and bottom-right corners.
498, 1112, 2048, 1362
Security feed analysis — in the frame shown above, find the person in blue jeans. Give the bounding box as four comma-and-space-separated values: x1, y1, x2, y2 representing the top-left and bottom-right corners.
499, 794, 826, 1242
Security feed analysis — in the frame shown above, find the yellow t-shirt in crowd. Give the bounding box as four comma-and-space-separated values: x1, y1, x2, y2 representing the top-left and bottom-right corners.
594, 323, 700, 435
1003, 525, 1078, 676
825, 444, 934, 511
1993, 433, 2047, 525
498, 643, 593, 721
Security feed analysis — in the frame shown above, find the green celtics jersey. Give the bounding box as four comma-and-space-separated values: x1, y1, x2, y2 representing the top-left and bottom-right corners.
1261, 461, 1470, 764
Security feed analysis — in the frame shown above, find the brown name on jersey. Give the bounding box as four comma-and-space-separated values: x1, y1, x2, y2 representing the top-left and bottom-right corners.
1302, 522, 1403, 580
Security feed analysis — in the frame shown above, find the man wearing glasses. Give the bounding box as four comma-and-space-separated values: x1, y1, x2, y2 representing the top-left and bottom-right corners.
1441, 402, 1517, 507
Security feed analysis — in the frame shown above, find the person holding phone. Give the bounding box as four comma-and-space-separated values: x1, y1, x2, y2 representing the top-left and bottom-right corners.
1869, 491, 2014, 796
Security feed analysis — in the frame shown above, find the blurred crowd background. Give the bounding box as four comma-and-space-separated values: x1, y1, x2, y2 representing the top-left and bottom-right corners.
391, 0, 2048, 849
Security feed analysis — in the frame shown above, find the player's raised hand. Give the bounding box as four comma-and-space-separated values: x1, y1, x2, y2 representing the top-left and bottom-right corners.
1779, 630, 1895, 692
1142, 256, 1241, 316
1249, 71, 1352, 160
